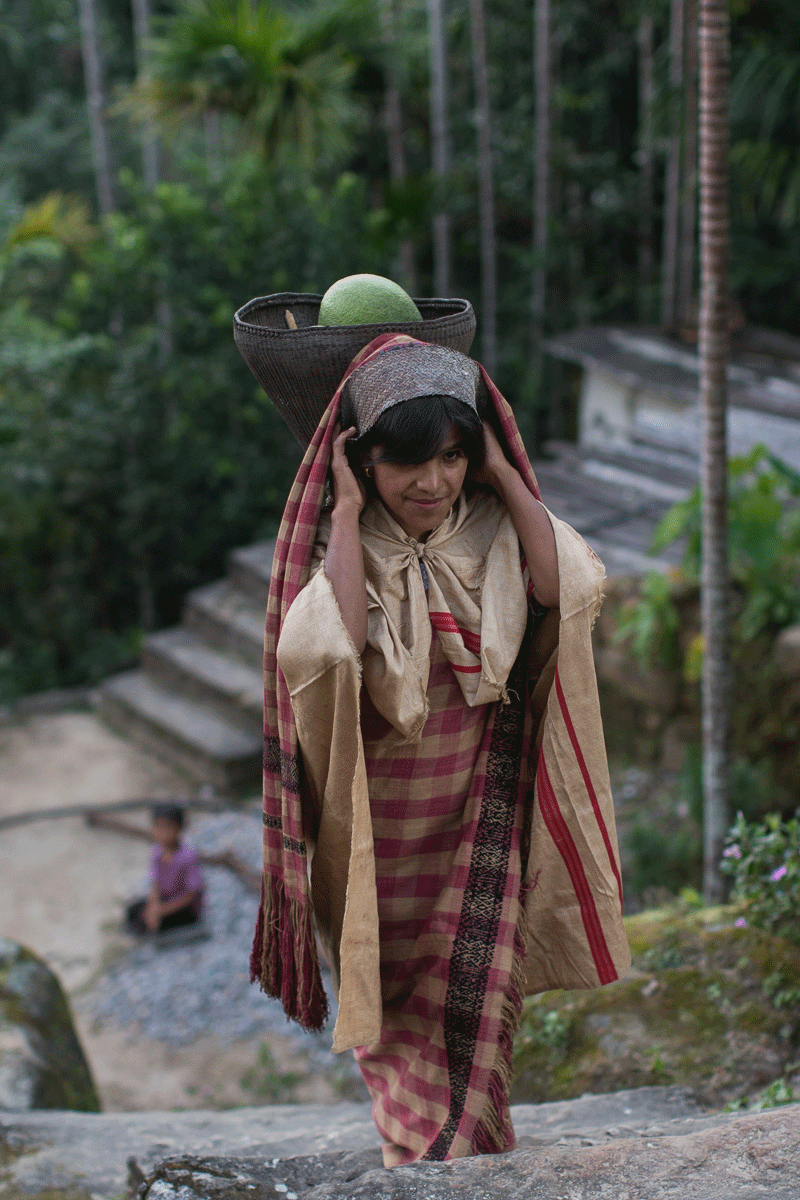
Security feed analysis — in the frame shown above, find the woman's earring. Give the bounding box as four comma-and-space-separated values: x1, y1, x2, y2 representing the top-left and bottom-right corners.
364, 466, 373, 478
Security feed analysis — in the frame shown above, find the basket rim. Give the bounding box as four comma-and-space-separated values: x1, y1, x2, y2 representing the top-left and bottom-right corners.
233, 293, 475, 342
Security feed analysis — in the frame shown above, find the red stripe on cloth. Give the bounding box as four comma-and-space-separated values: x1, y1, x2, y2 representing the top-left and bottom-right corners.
430, 611, 459, 635
459, 628, 481, 656
554, 669, 623, 907
536, 753, 617, 984
450, 662, 482, 674
429, 612, 481, 658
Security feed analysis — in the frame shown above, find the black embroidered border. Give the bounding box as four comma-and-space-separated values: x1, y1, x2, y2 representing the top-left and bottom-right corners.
262, 811, 307, 857
264, 735, 301, 794
422, 648, 528, 1160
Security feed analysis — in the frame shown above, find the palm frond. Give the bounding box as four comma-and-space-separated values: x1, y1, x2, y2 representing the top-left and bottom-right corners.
131, 0, 362, 167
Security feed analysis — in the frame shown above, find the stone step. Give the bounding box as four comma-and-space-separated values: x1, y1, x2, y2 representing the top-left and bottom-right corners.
227, 539, 276, 606
183, 580, 265, 668
97, 671, 261, 793
142, 628, 263, 736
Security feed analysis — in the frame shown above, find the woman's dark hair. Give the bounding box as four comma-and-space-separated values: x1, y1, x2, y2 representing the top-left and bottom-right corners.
345, 394, 485, 471
152, 803, 186, 829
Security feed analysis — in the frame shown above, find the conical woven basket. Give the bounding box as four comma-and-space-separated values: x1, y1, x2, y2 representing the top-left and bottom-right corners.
233, 293, 476, 446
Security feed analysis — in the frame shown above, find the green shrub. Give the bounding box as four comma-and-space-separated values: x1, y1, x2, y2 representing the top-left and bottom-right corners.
625, 819, 702, 902
721, 811, 800, 945
0, 162, 391, 699
617, 445, 800, 678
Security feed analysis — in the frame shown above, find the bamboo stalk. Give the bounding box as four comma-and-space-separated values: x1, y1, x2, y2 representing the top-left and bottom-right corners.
533, 0, 551, 354
469, 0, 498, 376
679, 0, 699, 331
698, 0, 731, 904
427, 0, 452, 296
77, 0, 116, 217
661, 0, 685, 331
638, 9, 656, 320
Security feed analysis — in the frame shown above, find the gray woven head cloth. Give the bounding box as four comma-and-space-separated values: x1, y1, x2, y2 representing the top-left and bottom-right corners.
344, 342, 481, 437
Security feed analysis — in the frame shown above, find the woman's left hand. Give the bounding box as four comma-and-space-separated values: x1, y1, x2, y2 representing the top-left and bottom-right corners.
471, 420, 561, 606
469, 421, 515, 492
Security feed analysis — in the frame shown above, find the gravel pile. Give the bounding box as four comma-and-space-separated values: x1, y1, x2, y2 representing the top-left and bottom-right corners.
87, 810, 339, 1071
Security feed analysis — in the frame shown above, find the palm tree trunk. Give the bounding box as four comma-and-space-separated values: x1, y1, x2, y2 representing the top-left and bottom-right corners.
131, 0, 173, 362
77, 0, 115, 217
638, 8, 655, 321
131, 0, 161, 189
469, 0, 497, 376
532, 0, 551, 358
698, 0, 731, 905
427, 0, 452, 296
381, 0, 417, 292
678, 0, 699, 330
661, 0, 684, 332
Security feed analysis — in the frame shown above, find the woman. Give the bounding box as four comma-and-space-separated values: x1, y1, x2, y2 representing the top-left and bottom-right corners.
250, 333, 629, 1166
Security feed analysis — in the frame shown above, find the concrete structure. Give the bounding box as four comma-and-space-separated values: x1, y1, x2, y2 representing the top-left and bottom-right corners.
546, 323, 800, 471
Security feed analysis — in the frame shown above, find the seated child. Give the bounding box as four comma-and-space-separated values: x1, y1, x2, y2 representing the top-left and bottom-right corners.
126, 804, 204, 935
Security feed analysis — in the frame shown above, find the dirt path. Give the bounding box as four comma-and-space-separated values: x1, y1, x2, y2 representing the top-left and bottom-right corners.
0, 711, 185, 990
0, 709, 350, 1111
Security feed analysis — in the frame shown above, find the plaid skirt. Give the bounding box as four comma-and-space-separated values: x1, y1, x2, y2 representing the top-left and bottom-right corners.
353, 633, 530, 1166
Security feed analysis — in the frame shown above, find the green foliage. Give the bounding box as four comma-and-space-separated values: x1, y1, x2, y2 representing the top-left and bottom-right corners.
619, 446, 800, 686
680, 743, 790, 829
625, 820, 702, 902
721, 811, 800, 945
3, 0, 800, 700
763, 967, 800, 1011
730, 4, 800, 325
135, 0, 373, 169
726, 1078, 797, 1112
516, 1004, 571, 1055
652, 444, 800, 640
0, 161, 399, 698
239, 1040, 302, 1102
613, 571, 681, 670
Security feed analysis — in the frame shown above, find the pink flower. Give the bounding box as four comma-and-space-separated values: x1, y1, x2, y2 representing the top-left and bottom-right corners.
723, 845, 741, 859
769, 865, 788, 883
735, 917, 748, 928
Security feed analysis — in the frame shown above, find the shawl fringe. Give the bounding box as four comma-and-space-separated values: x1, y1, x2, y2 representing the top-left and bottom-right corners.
249, 874, 329, 1031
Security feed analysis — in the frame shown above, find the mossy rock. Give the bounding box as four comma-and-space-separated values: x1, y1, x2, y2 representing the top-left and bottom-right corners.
0, 939, 100, 1112
512, 905, 800, 1108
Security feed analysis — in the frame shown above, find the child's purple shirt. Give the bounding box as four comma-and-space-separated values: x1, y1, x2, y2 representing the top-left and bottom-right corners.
149, 843, 204, 914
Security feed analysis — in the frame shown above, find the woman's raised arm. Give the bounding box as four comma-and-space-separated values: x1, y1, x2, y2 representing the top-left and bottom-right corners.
474, 422, 560, 609
324, 425, 369, 654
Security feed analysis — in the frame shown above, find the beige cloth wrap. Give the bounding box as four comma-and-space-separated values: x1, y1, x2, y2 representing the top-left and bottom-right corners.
277, 493, 630, 1052
324, 491, 526, 742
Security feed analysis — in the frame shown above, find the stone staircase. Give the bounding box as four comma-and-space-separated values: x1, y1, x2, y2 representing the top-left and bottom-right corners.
97, 541, 275, 794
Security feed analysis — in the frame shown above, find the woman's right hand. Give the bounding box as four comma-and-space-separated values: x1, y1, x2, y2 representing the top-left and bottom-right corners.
326, 424, 369, 653
330, 424, 367, 516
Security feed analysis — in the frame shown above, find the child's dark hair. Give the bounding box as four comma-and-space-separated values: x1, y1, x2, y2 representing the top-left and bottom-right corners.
152, 802, 186, 829
344, 394, 485, 470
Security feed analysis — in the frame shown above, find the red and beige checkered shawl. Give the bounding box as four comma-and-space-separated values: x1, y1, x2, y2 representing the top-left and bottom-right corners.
250, 332, 630, 1034
249, 333, 401, 1029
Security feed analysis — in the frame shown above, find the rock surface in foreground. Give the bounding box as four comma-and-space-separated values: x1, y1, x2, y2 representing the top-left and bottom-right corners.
3, 1088, 799, 1199
141, 1104, 800, 1200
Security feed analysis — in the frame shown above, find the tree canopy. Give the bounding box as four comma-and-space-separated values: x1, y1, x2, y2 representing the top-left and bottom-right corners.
1, 0, 799, 698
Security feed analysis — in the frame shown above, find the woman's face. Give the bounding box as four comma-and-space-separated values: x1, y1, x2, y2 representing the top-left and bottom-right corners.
368, 424, 469, 540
